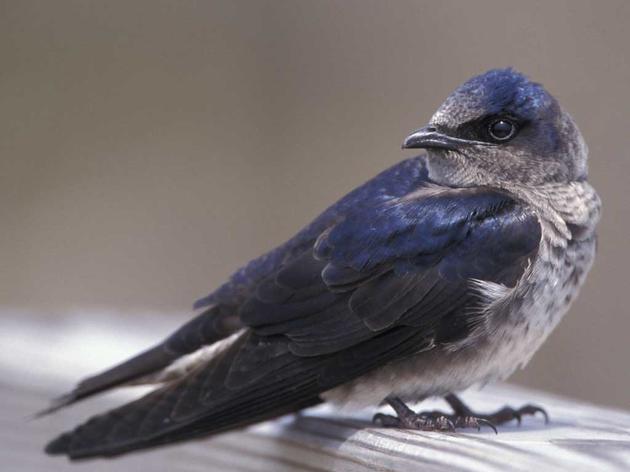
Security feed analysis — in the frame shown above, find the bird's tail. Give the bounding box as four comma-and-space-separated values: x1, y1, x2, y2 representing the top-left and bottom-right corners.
37, 305, 241, 417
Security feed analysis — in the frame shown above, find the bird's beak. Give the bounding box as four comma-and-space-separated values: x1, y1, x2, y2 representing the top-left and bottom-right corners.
402, 125, 463, 151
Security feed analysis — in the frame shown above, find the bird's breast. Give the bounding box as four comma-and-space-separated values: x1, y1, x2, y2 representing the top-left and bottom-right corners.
478, 231, 598, 381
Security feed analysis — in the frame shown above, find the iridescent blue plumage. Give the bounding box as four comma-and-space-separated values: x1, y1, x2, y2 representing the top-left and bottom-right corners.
450, 68, 553, 119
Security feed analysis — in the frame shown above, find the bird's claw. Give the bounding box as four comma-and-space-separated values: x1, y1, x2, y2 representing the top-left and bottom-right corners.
513, 404, 549, 424
453, 416, 498, 434
476, 404, 549, 426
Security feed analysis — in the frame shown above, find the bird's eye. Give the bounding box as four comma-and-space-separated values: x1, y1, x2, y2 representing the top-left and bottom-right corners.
488, 119, 516, 142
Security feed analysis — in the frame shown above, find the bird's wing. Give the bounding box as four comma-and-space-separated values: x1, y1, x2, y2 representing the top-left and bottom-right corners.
46, 185, 541, 458
244, 185, 542, 356
41, 156, 431, 414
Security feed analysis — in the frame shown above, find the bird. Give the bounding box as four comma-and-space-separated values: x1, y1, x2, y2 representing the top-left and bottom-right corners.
43, 68, 600, 459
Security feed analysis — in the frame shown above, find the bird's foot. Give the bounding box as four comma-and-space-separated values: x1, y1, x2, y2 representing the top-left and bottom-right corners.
373, 397, 455, 431
443, 393, 549, 427
373, 394, 549, 433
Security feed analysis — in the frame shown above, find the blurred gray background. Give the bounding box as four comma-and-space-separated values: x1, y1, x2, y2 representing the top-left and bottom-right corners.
1, 0, 629, 409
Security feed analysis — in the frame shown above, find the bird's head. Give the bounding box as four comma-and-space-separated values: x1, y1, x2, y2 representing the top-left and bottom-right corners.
403, 68, 587, 187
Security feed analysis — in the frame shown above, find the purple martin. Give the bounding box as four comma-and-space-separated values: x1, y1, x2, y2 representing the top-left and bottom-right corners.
44, 68, 601, 458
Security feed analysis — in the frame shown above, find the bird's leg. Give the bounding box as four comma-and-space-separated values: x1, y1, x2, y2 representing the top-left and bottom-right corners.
373, 396, 455, 431
373, 394, 548, 433
443, 393, 549, 428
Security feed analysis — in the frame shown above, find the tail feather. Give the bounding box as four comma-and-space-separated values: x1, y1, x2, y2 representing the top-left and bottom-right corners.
38, 305, 241, 416
36, 344, 177, 417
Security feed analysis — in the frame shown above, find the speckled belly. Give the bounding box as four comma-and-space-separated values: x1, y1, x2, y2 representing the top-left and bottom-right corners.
322, 234, 597, 409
